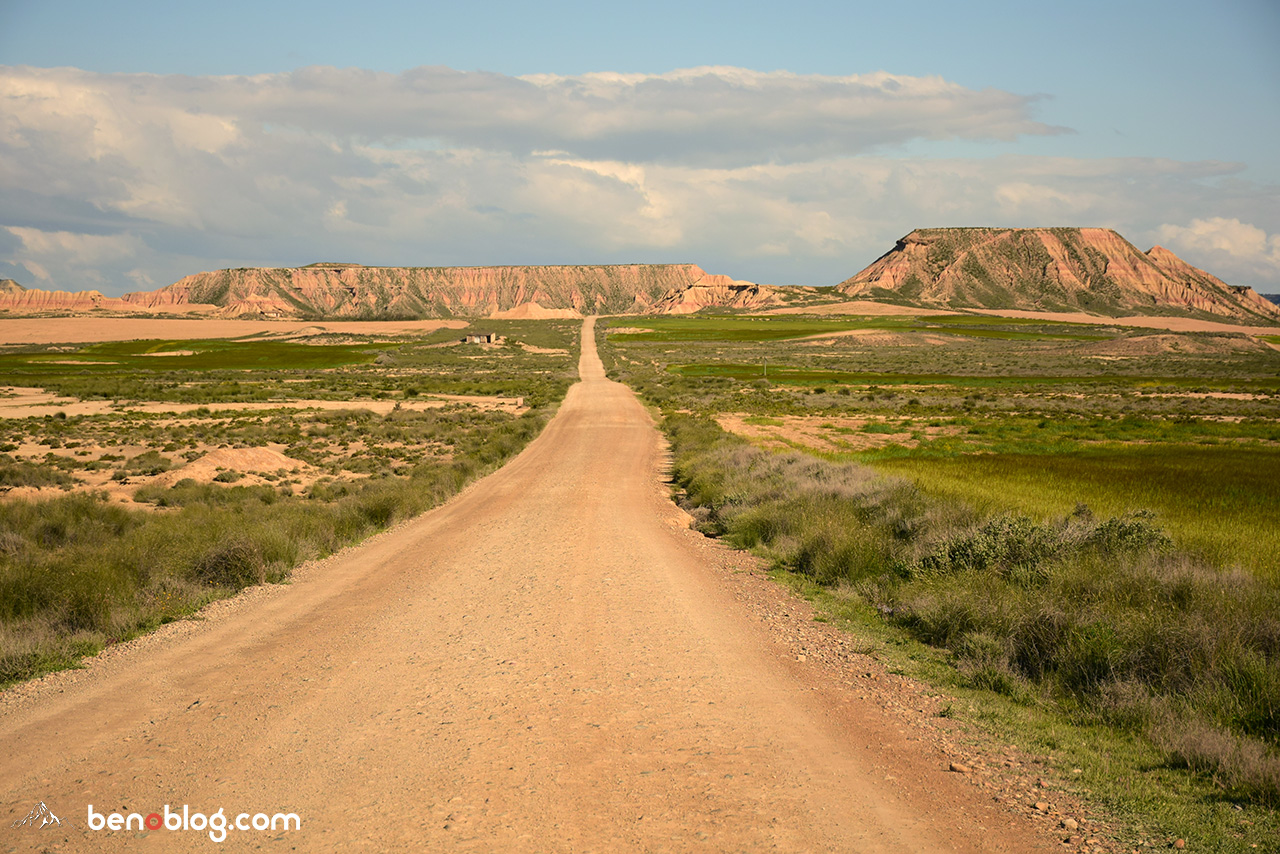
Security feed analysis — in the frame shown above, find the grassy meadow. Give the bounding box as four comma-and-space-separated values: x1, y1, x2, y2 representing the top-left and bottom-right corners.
599, 312, 1280, 850
0, 319, 579, 687
875, 445, 1280, 578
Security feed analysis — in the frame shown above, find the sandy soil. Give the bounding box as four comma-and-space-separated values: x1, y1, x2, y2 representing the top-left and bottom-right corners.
490, 302, 582, 320
716, 413, 962, 454
148, 447, 312, 488
0, 388, 524, 419
0, 318, 468, 346
518, 343, 570, 355
0, 320, 1061, 852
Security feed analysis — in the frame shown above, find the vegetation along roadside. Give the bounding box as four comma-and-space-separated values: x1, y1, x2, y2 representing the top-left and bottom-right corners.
0, 320, 580, 688
599, 313, 1280, 851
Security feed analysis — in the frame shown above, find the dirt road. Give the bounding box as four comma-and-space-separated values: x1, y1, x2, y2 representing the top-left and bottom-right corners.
0, 318, 1048, 852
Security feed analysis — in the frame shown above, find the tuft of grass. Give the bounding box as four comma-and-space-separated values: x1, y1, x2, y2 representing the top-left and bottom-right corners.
1154, 718, 1280, 807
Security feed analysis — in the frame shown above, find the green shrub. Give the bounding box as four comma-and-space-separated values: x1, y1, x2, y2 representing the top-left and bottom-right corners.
0, 455, 73, 489
123, 450, 172, 475
193, 538, 264, 587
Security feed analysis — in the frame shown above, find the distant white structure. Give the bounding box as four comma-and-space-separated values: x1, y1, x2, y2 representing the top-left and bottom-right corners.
462, 332, 503, 344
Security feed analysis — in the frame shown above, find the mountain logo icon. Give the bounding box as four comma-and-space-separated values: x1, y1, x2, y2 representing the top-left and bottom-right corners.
12, 801, 62, 829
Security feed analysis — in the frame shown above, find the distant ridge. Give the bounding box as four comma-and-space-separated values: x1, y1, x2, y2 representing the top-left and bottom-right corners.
0, 264, 781, 319
838, 227, 1280, 324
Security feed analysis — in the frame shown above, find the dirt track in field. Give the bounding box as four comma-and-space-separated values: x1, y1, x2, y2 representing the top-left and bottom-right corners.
0, 318, 1051, 852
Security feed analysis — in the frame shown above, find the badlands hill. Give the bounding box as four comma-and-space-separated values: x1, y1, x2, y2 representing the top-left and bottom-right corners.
0, 264, 779, 319
838, 228, 1280, 324
0, 279, 150, 313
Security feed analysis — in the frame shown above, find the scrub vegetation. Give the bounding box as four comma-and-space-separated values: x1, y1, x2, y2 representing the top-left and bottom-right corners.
600, 312, 1280, 849
0, 320, 578, 687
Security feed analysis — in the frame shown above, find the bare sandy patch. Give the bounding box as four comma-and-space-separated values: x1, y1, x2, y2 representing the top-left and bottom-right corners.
138, 349, 194, 357
0, 317, 469, 346
518, 343, 570, 355
716, 414, 959, 453
0, 485, 71, 502
45, 360, 115, 365
150, 447, 312, 489
489, 301, 581, 320
0, 389, 526, 419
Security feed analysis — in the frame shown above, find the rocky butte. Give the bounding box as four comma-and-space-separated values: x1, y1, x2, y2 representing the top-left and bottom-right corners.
838, 227, 1280, 324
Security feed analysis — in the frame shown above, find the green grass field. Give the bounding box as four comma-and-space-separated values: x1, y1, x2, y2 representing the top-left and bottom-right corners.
667, 361, 1280, 393
609, 313, 1110, 342
1, 338, 382, 372
874, 444, 1280, 578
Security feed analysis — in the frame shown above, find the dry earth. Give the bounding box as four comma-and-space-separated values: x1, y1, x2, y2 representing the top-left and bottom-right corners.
0, 387, 524, 419
0, 320, 1091, 852
715, 414, 964, 454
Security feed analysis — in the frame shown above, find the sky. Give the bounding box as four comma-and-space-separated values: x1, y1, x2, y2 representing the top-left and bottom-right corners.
1, 0, 1278, 295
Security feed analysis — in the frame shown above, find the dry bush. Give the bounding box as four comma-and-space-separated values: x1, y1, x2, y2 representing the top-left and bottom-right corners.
1154, 717, 1280, 805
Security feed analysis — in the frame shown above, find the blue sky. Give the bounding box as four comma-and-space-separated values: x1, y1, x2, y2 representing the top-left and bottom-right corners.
1, 0, 1277, 293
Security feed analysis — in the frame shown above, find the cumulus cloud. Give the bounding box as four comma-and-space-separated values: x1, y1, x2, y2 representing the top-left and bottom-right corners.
0, 64, 1276, 293
3, 226, 146, 288
1155, 218, 1280, 288
1, 65, 1065, 168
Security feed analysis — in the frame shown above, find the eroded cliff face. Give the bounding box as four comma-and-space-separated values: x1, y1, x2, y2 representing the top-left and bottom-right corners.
0, 280, 129, 312
650, 274, 782, 315
0, 264, 781, 318
113, 263, 777, 319
837, 228, 1280, 323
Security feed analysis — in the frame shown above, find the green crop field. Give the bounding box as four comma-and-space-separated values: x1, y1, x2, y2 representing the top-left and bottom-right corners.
609, 312, 1113, 342
874, 444, 1280, 578
1, 338, 382, 372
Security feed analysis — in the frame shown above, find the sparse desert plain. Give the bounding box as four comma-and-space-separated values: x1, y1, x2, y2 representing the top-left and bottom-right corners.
1, 235, 1279, 852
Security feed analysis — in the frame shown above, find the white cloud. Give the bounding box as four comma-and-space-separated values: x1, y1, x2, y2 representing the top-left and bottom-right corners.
1154, 218, 1280, 287
5, 226, 144, 288
994, 182, 1097, 216
0, 65, 1277, 293
1, 65, 1063, 168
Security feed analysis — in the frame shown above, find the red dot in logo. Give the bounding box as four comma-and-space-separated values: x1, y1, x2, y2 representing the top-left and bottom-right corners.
145, 813, 162, 830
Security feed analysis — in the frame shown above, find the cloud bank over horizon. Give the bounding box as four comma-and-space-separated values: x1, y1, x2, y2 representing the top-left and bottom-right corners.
2, 64, 1278, 295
